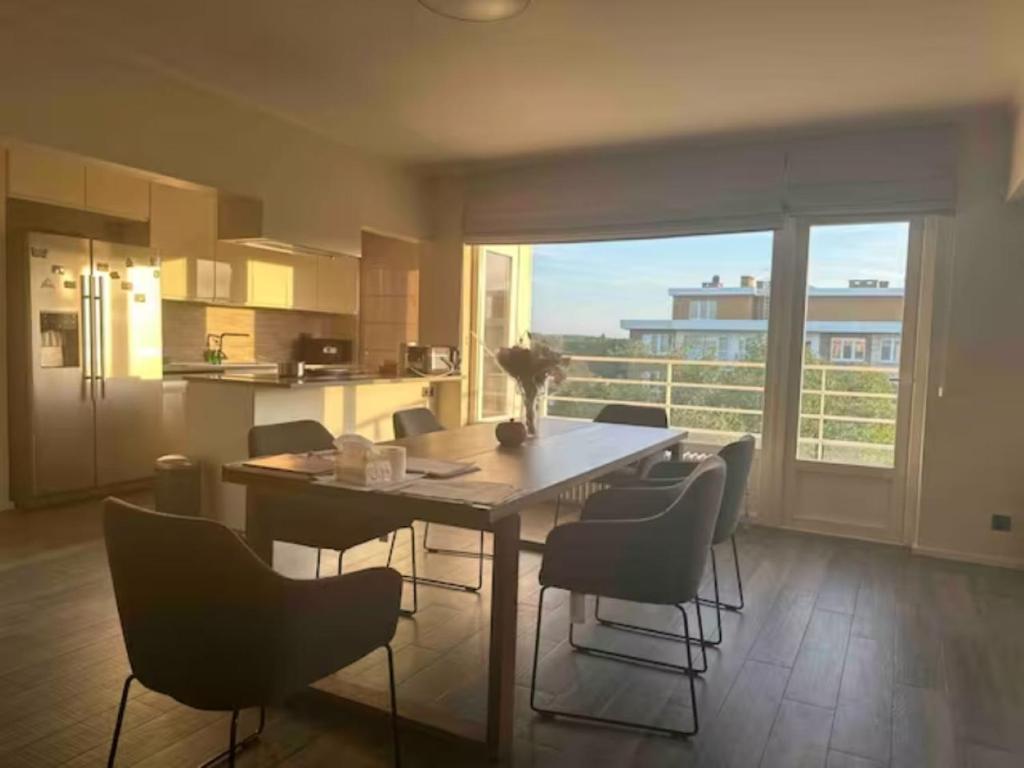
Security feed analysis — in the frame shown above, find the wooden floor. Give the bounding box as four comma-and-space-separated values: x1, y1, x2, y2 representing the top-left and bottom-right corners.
1, 495, 1022, 768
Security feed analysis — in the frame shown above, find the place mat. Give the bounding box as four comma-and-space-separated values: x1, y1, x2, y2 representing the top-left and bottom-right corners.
313, 475, 418, 493
405, 457, 480, 479
395, 478, 523, 507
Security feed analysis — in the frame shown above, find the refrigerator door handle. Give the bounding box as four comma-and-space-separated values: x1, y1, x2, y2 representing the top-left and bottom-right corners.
94, 275, 106, 397
79, 275, 94, 396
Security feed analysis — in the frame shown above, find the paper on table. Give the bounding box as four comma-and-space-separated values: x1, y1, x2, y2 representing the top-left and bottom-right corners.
405, 457, 479, 479
396, 478, 523, 507
243, 452, 335, 476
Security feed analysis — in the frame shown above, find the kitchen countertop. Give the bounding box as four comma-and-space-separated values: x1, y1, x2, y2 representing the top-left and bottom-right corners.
183, 372, 462, 388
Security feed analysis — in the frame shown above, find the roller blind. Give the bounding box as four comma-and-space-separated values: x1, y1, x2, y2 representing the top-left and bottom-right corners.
463, 143, 786, 243
462, 124, 957, 243
783, 125, 957, 216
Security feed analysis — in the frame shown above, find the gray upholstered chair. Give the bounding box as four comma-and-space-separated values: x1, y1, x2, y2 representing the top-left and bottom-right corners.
392, 407, 486, 593
103, 498, 403, 767
597, 434, 756, 646
248, 420, 419, 614
392, 407, 444, 441
552, 403, 670, 526
530, 457, 726, 737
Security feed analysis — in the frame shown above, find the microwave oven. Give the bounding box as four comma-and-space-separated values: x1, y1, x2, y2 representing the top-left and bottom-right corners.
402, 344, 460, 375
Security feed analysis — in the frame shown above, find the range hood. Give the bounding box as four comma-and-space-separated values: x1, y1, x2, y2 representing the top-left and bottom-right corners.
217, 193, 353, 258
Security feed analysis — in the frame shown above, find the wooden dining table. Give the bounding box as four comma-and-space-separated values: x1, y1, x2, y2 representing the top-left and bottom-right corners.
222, 417, 686, 761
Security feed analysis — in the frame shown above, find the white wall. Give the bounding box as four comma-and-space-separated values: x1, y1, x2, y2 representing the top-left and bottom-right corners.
0, 28, 430, 511
915, 109, 1024, 567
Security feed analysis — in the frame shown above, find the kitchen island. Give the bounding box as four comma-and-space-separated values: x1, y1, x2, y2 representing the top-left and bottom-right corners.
184, 373, 463, 527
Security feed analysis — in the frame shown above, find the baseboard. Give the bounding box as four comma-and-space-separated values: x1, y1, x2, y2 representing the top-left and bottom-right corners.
748, 518, 1024, 570
911, 544, 1024, 571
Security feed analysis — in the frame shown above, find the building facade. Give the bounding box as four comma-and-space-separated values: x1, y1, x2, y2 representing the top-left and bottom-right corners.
622, 276, 903, 365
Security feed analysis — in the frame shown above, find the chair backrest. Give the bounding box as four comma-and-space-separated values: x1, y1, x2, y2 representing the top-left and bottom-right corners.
393, 407, 444, 439
248, 419, 334, 458
656, 456, 727, 602
594, 403, 668, 429
713, 435, 756, 544
104, 498, 284, 709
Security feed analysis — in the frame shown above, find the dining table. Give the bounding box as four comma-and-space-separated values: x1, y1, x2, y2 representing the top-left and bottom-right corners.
222, 417, 686, 761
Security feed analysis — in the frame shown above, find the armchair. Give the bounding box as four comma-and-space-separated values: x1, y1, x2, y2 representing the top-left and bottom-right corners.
530, 457, 726, 737
104, 498, 404, 767
595, 434, 755, 647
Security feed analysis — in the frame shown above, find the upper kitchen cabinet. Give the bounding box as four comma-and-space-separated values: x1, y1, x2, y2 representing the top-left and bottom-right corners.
151, 183, 217, 301
7, 145, 86, 209
7, 146, 150, 221
84, 164, 150, 221
317, 254, 359, 315
244, 247, 318, 311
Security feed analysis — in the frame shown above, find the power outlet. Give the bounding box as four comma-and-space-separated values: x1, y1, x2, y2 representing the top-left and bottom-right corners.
991, 514, 1012, 532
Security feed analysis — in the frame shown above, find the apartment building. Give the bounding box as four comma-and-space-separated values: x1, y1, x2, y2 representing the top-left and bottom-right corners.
622, 275, 904, 365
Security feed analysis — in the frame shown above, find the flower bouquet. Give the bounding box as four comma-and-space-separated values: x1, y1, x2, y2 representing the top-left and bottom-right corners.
495, 335, 569, 436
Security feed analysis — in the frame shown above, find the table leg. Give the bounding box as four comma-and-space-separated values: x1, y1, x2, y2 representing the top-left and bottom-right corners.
487, 513, 520, 762
244, 490, 273, 566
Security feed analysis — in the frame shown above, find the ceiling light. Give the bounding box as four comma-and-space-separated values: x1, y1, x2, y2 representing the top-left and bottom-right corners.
418, 0, 531, 22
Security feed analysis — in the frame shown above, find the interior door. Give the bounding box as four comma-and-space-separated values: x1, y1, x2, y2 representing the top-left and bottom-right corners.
781, 219, 924, 543
91, 241, 164, 486
472, 245, 520, 422
27, 233, 96, 495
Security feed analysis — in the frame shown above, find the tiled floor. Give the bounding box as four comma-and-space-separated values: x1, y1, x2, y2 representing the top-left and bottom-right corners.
1, 494, 1022, 767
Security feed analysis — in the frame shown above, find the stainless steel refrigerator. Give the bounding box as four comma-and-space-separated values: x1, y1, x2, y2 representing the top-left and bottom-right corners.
10, 231, 163, 504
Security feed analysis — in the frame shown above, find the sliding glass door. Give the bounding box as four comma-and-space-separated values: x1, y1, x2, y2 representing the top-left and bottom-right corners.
471, 245, 529, 422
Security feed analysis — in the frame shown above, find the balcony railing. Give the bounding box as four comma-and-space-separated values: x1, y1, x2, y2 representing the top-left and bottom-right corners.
542, 354, 898, 467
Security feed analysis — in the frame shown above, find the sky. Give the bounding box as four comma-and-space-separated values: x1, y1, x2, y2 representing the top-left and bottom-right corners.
531, 223, 909, 337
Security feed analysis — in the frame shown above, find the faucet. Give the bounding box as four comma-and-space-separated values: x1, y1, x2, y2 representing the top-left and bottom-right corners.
204, 332, 250, 365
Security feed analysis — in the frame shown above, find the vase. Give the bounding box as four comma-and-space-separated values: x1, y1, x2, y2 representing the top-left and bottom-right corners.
520, 384, 539, 437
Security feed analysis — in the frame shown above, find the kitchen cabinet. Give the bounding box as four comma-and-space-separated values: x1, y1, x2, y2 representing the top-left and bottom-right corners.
8, 146, 150, 221
151, 184, 217, 301
212, 241, 249, 305
84, 164, 150, 221
317, 254, 359, 315
7, 145, 86, 209
244, 247, 318, 311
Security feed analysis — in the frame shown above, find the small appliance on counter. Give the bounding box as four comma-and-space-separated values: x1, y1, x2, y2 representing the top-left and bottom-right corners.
401, 344, 460, 376
298, 336, 353, 366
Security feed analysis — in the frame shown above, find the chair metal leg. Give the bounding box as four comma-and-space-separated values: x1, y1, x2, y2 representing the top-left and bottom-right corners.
109, 675, 264, 768
530, 586, 699, 737
424, 522, 494, 560
197, 707, 266, 768
697, 535, 745, 612
107, 675, 133, 768
386, 645, 402, 768
315, 548, 322, 578
393, 525, 485, 593
384, 529, 419, 616
570, 601, 707, 676
594, 551, 724, 648
389, 528, 477, 598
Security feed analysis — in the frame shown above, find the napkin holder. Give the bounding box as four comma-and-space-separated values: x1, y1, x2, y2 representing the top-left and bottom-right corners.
333, 434, 393, 486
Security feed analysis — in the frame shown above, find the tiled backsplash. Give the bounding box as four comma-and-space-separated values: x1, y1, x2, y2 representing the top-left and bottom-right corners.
162, 301, 357, 363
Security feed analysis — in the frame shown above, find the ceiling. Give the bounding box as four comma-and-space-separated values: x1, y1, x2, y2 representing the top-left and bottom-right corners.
11, 0, 1024, 164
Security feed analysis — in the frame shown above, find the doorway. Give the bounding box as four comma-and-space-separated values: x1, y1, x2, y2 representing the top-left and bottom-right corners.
779, 220, 928, 543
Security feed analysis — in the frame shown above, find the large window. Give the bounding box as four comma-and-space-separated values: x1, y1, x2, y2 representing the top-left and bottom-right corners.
528, 231, 774, 446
